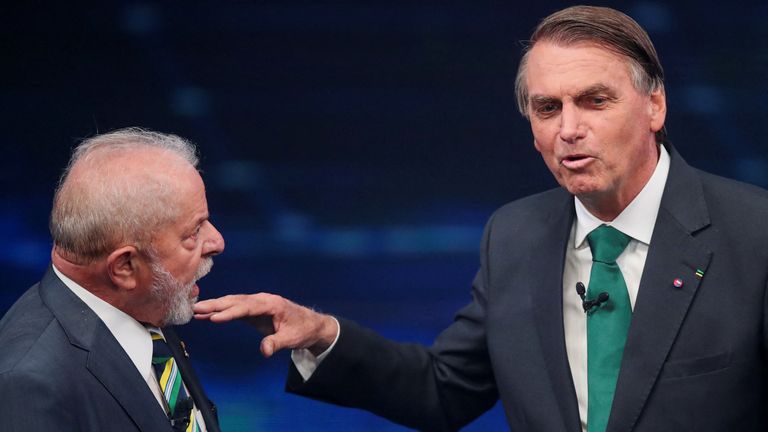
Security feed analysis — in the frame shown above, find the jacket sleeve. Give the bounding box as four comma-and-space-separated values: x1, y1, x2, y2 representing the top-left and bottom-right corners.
286, 214, 500, 431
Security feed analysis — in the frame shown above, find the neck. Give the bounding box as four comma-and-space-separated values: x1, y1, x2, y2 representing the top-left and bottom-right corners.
52, 247, 119, 305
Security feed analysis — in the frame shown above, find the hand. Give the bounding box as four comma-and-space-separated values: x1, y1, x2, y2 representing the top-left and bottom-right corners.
193, 293, 338, 358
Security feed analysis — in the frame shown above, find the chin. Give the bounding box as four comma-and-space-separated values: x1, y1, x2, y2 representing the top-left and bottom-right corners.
161, 303, 195, 326
560, 176, 603, 197
563, 184, 595, 197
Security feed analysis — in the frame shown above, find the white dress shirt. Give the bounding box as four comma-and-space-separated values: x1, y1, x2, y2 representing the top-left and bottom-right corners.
293, 147, 670, 431
52, 265, 207, 431
563, 146, 670, 431
292, 317, 341, 379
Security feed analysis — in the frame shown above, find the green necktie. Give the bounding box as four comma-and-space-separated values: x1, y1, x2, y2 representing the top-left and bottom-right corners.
586, 225, 631, 432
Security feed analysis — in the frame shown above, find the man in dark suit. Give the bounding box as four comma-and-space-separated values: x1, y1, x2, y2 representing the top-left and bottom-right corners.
194, 6, 768, 431
0, 128, 225, 431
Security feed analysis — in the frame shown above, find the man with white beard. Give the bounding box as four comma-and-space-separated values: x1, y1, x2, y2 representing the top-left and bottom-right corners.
0, 128, 225, 432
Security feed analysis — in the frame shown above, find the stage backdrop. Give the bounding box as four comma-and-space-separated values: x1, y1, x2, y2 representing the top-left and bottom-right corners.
3, 1, 767, 430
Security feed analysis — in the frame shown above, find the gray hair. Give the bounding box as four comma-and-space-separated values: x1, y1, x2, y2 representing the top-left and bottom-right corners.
50, 127, 200, 262
514, 6, 666, 143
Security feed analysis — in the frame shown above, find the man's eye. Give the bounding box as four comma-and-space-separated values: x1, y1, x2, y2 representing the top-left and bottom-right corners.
189, 226, 202, 240
536, 103, 559, 115
587, 96, 613, 108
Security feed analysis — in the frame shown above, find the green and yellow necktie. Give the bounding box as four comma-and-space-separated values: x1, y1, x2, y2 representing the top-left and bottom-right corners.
150, 329, 201, 432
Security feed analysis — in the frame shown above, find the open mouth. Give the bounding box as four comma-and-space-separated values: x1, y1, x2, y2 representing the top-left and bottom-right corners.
561, 154, 594, 169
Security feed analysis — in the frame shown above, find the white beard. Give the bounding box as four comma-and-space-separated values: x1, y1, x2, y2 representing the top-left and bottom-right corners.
150, 257, 213, 326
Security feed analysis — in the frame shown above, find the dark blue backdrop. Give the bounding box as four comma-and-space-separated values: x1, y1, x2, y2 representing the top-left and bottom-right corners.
3, 1, 767, 430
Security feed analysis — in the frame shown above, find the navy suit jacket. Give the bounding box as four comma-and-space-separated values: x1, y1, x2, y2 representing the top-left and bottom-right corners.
287, 145, 768, 431
0, 267, 220, 432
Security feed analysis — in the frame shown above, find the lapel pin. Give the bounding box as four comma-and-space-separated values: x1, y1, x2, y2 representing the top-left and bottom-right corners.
673, 278, 684, 288
695, 269, 705, 279
180, 341, 190, 358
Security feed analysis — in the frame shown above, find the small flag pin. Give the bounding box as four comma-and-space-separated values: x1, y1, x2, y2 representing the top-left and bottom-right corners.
673, 278, 684, 288
695, 269, 705, 278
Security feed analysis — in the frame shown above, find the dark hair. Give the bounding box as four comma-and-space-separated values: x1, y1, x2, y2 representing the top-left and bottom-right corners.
515, 6, 666, 143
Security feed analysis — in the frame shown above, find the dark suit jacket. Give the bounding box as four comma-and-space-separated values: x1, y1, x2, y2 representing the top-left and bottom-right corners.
286, 145, 768, 431
0, 267, 220, 432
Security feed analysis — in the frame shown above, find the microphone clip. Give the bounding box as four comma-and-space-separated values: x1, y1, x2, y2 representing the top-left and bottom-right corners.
575, 282, 610, 315
169, 397, 194, 431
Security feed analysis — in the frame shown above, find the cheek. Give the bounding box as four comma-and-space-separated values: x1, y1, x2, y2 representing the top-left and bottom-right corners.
531, 121, 557, 153
530, 121, 564, 174
606, 125, 644, 163
534, 144, 562, 180
165, 253, 200, 281
533, 137, 558, 170
181, 256, 201, 278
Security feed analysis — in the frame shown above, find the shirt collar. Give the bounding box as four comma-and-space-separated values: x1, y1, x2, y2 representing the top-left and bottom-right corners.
574, 145, 670, 248
52, 264, 154, 382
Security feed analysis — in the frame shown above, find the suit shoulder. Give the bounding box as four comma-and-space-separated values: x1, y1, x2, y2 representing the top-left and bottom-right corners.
0, 284, 60, 374
475, 187, 572, 251
696, 169, 768, 213
488, 187, 570, 226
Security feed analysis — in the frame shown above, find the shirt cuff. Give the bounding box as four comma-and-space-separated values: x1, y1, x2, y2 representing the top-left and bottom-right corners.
290, 316, 341, 381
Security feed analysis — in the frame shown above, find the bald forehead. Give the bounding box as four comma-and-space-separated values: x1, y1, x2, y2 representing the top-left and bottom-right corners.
70, 146, 195, 181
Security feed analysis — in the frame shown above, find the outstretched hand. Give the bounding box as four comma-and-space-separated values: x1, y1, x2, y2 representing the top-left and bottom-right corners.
193, 293, 338, 358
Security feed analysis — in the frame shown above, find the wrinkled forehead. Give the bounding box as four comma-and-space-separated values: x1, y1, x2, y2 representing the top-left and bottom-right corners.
526, 42, 632, 91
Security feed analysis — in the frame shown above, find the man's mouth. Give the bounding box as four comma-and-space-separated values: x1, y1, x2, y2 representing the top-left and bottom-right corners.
560, 154, 594, 170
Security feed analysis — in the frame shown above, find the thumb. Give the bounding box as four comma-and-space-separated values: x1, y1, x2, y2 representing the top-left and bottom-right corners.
260, 335, 278, 358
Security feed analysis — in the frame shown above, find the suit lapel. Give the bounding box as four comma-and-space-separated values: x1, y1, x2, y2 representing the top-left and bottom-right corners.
608, 146, 713, 432
164, 327, 221, 432
86, 331, 174, 431
531, 193, 582, 432
40, 268, 172, 432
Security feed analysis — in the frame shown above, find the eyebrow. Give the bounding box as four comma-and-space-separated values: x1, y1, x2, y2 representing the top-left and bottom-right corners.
530, 95, 559, 106
529, 83, 616, 104
188, 214, 209, 230
575, 84, 616, 99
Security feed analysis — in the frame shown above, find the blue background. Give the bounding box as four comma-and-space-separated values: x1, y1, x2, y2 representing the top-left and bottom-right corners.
2, 1, 767, 430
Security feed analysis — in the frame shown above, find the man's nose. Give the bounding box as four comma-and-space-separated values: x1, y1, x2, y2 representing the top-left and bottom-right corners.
202, 221, 225, 257
558, 103, 586, 143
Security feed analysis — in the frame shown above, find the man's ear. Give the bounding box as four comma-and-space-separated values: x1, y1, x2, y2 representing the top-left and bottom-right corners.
649, 88, 667, 134
106, 246, 142, 290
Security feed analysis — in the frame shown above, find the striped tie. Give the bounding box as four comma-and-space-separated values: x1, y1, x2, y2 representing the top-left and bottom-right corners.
150, 330, 201, 432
